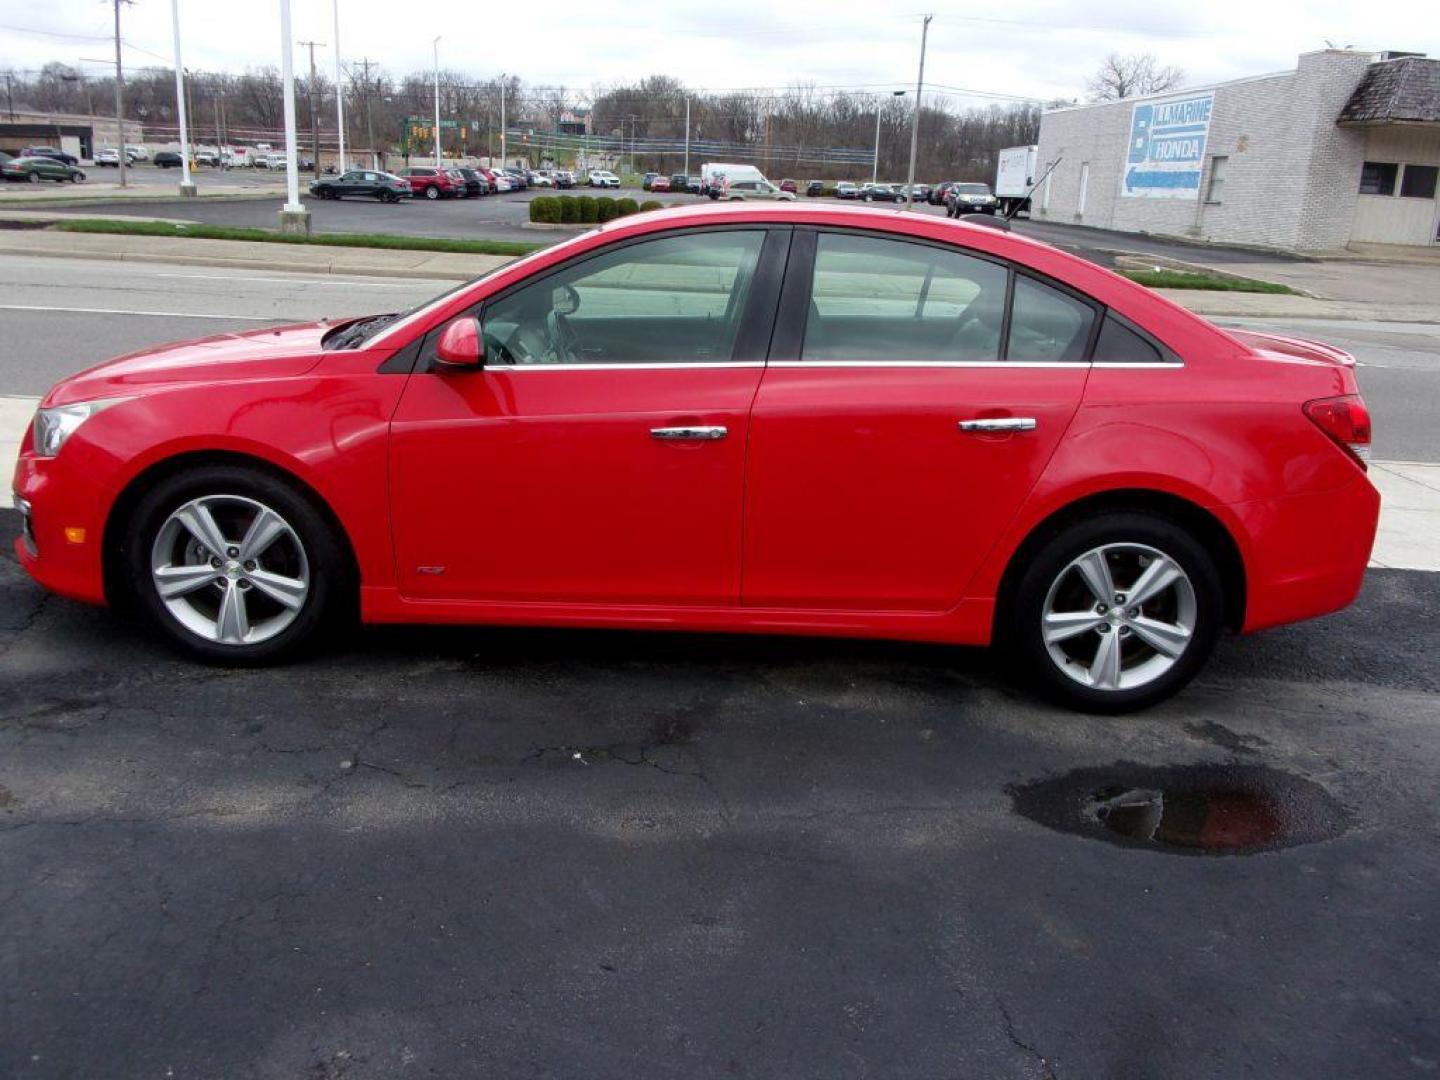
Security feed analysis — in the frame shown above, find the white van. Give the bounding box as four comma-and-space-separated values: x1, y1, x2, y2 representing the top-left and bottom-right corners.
701, 162, 767, 198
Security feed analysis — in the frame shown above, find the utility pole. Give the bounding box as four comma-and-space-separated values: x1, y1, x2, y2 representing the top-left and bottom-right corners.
3, 71, 15, 123
903, 14, 932, 211
432, 37, 442, 167
356, 57, 377, 169
499, 74, 506, 168
332, 0, 346, 171
112, 0, 129, 188
683, 96, 690, 177
299, 40, 325, 179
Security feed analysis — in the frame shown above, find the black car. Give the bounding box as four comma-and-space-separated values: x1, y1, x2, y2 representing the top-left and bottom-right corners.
153, 151, 184, 168
859, 183, 898, 202
670, 173, 691, 193
452, 167, 487, 198
309, 169, 410, 202
642, 172, 660, 191
21, 145, 79, 166
806, 180, 824, 197
686, 176, 702, 194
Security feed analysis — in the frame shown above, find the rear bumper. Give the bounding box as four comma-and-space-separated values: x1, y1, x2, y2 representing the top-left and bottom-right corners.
1233, 471, 1380, 633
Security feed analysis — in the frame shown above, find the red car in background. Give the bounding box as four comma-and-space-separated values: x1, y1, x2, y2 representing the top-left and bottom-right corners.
394, 165, 462, 200
649, 175, 672, 192
779, 178, 798, 193
11, 203, 1378, 711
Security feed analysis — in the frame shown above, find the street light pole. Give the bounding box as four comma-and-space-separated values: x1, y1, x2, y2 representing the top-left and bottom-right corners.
170, 0, 195, 195
332, 0, 346, 171
277, 0, 308, 233
499, 74, 506, 168
903, 15, 932, 211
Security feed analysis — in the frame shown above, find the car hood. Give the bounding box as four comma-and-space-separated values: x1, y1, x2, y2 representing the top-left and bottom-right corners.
44, 321, 332, 407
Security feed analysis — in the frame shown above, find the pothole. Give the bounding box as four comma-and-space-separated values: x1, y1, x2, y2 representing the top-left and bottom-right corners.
1009, 762, 1351, 855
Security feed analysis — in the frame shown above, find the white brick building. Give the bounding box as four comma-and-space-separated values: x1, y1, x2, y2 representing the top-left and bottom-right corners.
1033, 50, 1440, 251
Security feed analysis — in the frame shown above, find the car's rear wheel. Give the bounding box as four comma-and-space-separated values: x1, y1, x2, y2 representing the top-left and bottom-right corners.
26, 171, 39, 183
1005, 513, 1223, 713
123, 465, 349, 663
424, 185, 439, 200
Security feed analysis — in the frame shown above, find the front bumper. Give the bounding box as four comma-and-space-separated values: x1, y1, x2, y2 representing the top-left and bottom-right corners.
12, 443, 110, 606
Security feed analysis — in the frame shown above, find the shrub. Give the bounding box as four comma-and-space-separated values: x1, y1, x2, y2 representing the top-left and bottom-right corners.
558, 195, 578, 224
639, 200, 662, 212
596, 197, 620, 223
576, 195, 598, 223
616, 197, 640, 217
528, 196, 560, 224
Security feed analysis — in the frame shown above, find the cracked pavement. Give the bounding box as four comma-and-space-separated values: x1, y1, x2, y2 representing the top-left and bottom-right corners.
2, 509, 1439, 1078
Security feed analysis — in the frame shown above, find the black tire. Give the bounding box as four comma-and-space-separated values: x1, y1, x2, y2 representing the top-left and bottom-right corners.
122, 464, 351, 664
26, 171, 39, 183
1003, 512, 1224, 713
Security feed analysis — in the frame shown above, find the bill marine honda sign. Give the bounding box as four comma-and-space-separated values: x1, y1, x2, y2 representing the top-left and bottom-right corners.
1123, 92, 1214, 200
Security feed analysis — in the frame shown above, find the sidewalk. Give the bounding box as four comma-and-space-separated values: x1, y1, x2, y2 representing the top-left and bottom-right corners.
0, 228, 507, 281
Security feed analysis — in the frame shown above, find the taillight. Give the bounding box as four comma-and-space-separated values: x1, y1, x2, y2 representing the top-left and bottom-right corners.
1304, 394, 1372, 469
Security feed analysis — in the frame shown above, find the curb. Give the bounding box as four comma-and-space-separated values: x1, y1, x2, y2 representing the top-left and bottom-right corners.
1112, 252, 1314, 297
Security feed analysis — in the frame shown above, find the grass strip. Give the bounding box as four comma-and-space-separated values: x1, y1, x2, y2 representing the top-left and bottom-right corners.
1119, 268, 1295, 294
52, 217, 540, 257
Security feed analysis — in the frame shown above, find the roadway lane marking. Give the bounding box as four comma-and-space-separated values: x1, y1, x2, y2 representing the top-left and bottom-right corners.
1, 391, 1436, 570
0, 304, 278, 320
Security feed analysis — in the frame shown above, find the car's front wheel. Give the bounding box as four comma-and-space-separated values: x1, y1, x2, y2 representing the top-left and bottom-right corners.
1006, 513, 1223, 713
424, 185, 439, 200
123, 465, 349, 663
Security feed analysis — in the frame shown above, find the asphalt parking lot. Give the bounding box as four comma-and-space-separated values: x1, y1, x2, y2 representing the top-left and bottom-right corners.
3, 507, 1440, 1078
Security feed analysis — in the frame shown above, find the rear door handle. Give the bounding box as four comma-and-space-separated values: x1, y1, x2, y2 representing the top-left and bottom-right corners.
958, 417, 1037, 433
650, 425, 728, 441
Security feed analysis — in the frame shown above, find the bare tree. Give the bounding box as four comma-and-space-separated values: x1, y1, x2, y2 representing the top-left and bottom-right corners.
1086, 53, 1185, 102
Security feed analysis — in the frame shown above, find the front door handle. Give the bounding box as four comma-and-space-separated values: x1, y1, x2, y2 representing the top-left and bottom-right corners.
650, 425, 728, 441
958, 417, 1038, 433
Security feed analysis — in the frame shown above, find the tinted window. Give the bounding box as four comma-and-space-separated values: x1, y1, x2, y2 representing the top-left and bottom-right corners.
482, 230, 766, 366
802, 233, 1008, 363
1007, 275, 1096, 363
1359, 161, 1398, 195
1092, 313, 1165, 364
1400, 164, 1438, 200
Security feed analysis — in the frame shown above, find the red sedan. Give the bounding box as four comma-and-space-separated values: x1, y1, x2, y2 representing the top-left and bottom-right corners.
11, 204, 1378, 711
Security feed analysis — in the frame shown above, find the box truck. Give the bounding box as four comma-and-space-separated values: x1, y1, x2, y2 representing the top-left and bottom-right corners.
995, 145, 1038, 217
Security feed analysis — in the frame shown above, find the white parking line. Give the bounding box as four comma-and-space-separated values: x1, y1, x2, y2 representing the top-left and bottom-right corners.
0, 304, 276, 320
1, 390, 1436, 570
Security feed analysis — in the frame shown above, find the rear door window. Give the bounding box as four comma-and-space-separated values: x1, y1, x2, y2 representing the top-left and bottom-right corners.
1006, 275, 1097, 363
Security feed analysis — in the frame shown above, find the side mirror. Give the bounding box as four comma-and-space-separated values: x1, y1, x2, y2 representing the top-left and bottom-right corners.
436, 317, 484, 368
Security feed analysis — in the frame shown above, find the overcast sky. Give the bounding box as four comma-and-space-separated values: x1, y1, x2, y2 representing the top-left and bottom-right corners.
2, 0, 1435, 107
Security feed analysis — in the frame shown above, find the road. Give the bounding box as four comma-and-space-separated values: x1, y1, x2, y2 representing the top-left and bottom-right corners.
2, 253, 1439, 1078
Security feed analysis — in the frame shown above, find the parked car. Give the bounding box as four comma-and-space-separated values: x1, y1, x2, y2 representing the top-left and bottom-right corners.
477, 168, 502, 194
124, 145, 150, 162
806, 180, 825, 197
641, 172, 660, 191
859, 183, 898, 203
649, 175, 671, 192
452, 168, 487, 197
2, 155, 85, 183
395, 166, 462, 200
195, 150, 219, 167
946, 182, 999, 216
687, 176, 702, 194
531, 173, 554, 187
719, 178, 796, 201
21, 146, 79, 166
94, 148, 123, 167
553, 170, 576, 189
779, 178, 798, 194
587, 169, 620, 188
668, 173, 690, 193
309, 170, 410, 202
504, 168, 530, 190
930, 181, 955, 206
153, 151, 184, 169
12, 203, 1380, 713
443, 168, 473, 197
835, 181, 859, 199
900, 183, 931, 202
492, 173, 512, 193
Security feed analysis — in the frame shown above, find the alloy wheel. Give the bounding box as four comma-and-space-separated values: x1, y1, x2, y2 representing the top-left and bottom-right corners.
149, 494, 310, 646
1040, 543, 1196, 692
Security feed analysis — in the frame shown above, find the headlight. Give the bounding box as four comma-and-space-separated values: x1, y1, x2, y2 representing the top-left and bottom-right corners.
32, 398, 129, 457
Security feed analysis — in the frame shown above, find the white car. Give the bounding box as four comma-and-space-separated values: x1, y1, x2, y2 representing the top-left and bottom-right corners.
588, 170, 620, 188
124, 144, 150, 162
95, 148, 121, 166
195, 150, 219, 167
531, 174, 554, 187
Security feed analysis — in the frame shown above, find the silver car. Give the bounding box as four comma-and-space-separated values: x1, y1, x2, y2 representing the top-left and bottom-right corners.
720, 179, 796, 201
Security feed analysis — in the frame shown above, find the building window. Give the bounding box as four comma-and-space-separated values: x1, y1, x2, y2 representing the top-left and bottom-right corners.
1359, 161, 1399, 196
1399, 164, 1438, 200
1206, 155, 1228, 203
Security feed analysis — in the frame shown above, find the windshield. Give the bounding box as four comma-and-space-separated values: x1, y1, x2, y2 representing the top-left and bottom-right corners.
956, 184, 991, 194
